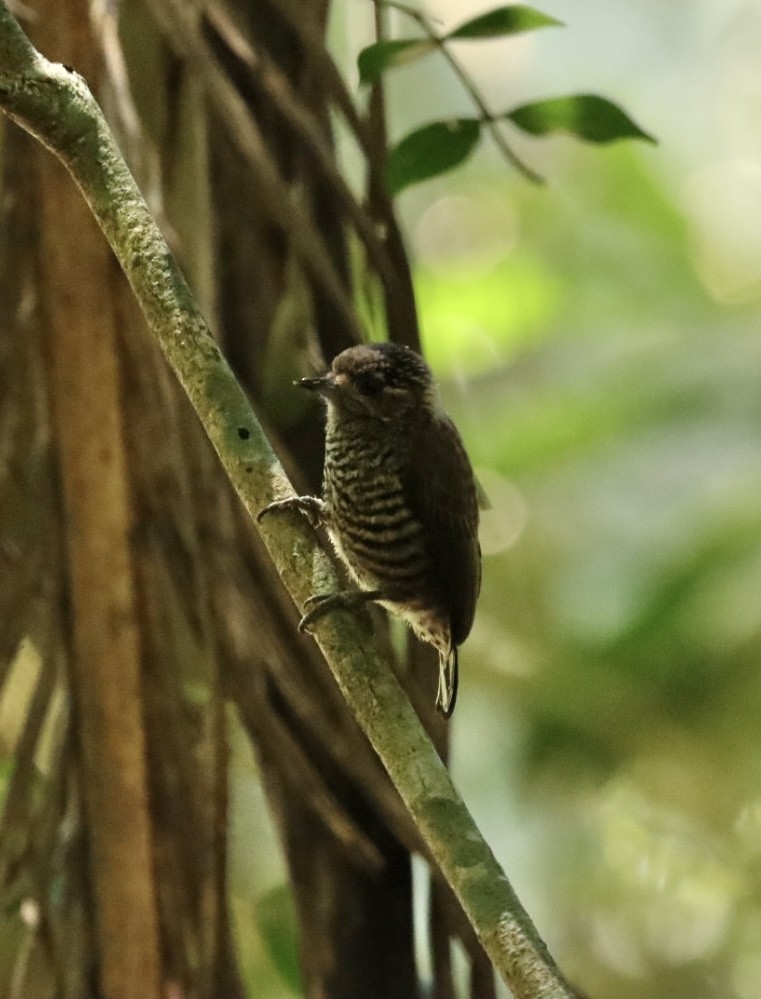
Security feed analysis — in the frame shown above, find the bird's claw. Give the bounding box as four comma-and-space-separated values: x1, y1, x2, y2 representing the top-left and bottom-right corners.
298, 593, 335, 633
298, 589, 384, 635
256, 495, 324, 528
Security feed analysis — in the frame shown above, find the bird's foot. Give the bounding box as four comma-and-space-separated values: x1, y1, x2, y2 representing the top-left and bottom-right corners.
298, 588, 385, 633
257, 494, 325, 529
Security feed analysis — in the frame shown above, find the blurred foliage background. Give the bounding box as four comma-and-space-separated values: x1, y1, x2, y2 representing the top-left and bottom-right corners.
360, 1, 761, 996
3, 1, 761, 997
226, 0, 761, 993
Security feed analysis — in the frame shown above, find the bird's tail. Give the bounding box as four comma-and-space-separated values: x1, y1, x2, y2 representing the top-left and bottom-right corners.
436, 645, 459, 718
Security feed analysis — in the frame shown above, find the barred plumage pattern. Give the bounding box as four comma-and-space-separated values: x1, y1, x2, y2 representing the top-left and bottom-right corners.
323, 415, 452, 655
259, 342, 480, 717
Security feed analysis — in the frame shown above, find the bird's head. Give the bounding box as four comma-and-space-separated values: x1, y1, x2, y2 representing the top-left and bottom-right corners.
297, 343, 436, 423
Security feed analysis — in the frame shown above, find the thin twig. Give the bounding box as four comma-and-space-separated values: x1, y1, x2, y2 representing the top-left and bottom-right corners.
378, 0, 545, 184
142, 0, 363, 341
204, 0, 403, 303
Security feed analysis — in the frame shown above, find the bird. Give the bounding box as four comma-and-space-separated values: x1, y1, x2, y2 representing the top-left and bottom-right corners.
258, 342, 481, 717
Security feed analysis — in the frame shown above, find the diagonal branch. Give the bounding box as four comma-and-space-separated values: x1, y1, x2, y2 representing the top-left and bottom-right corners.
0, 6, 577, 997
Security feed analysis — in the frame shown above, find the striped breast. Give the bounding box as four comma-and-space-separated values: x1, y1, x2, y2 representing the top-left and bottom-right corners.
321, 419, 438, 604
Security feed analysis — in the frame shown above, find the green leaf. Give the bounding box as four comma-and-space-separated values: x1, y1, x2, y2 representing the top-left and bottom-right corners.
448, 5, 563, 40
357, 38, 438, 85
386, 119, 482, 194
256, 884, 302, 993
505, 94, 656, 144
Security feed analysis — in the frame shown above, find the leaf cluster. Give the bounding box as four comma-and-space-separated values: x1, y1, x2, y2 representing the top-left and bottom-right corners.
359, 3, 654, 193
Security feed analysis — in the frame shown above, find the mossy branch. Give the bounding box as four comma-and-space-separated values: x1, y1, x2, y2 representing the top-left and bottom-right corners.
0, 6, 577, 997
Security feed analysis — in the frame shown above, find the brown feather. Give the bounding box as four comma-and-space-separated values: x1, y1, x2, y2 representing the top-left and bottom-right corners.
403, 410, 481, 646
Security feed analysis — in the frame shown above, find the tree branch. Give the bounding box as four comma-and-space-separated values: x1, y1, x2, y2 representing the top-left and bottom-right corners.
0, 6, 577, 997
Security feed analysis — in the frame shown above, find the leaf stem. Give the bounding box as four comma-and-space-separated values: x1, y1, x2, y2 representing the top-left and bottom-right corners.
377, 0, 545, 184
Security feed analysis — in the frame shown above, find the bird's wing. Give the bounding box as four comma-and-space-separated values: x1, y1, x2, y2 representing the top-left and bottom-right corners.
403, 411, 481, 645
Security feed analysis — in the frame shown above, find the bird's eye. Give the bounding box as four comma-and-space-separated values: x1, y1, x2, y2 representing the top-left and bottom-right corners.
355, 371, 385, 396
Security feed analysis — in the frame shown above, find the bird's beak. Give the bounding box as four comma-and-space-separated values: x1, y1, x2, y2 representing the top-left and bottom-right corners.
295, 375, 332, 393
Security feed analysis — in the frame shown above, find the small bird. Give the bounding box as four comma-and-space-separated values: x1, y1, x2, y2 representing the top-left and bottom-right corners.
259, 342, 481, 717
